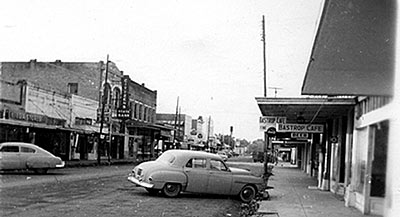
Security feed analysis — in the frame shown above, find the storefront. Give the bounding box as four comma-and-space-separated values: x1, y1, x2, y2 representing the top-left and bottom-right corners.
256, 97, 355, 193
300, 1, 394, 215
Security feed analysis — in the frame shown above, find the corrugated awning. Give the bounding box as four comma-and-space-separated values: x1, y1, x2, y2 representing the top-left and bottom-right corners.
256, 97, 355, 124
302, 0, 395, 96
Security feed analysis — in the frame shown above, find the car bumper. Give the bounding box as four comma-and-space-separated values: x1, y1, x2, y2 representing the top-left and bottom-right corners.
56, 161, 65, 168
127, 174, 154, 188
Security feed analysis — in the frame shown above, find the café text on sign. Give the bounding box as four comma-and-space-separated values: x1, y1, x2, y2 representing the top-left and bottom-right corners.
277, 123, 324, 133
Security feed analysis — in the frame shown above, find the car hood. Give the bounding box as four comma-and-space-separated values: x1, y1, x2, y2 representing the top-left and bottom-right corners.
229, 167, 251, 175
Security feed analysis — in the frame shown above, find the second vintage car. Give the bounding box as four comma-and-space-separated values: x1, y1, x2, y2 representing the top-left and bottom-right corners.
0, 142, 65, 174
127, 150, 267, 203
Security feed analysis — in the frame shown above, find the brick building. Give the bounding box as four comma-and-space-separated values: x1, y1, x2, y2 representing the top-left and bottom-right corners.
0, 59, 162, 162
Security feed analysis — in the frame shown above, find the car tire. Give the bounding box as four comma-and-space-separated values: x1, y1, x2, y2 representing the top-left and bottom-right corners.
34, 168, 48, 174
239, 185, 256, 203
146, 188, 159, 195
162, 183, 181, 198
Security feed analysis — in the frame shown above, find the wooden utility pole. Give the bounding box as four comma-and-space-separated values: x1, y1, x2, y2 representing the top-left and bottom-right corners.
262, 15, 267, 97
98, 54, 109, 164
207, 116, 211, 150
173, 96, 179, 149
262, 16, 270, 176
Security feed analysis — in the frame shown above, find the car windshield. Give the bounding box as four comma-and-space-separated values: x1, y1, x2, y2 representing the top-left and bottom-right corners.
156, 152, 176, 164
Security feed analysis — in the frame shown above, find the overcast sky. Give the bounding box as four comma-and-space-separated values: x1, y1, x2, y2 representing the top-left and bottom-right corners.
0, 0, 323, 141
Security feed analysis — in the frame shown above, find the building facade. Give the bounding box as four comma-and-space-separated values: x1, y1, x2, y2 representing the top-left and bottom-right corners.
0, 59, 161, 162
156, 113, 192, 149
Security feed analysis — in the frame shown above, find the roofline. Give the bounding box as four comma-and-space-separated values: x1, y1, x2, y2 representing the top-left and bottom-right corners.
301, 0, 329, 94
255, 96, 356, 105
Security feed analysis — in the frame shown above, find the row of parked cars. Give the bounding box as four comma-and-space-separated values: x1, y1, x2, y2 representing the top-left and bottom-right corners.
1, 142, 267, 203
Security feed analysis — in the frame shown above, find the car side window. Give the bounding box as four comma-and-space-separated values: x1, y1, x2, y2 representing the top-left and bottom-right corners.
0, 145, 19, 152
192, 158, 207, 169
185, 159, 193, 168
210, 159, 228, 171
21, 147, 36, 153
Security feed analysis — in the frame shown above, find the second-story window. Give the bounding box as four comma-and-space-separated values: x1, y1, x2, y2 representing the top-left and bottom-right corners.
134, 102, 138, 119
113, 88, 121, 109
103, 83, 111, 105
138, 104, 143, 120
144, 107, 147, 122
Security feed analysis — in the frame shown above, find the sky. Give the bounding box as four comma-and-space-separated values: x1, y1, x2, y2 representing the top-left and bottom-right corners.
0, 0, 324, 141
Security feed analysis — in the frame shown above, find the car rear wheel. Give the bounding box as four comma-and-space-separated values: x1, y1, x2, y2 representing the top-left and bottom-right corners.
239, 185, 256, 203
162, 183, 181, 197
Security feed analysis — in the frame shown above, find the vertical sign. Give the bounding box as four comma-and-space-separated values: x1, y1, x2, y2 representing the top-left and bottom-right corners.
117, 75, 131, 119
121, 75, 129, 109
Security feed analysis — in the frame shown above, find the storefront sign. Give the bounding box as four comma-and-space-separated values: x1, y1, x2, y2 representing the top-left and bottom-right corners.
291, 132, 309, 139
277, 123, 324, 133
259, 116, 286, 131
121, 75, 129, 109
2, 109, 65, 126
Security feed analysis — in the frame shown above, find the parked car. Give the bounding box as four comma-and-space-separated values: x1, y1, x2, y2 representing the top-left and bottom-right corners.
0, 142, 65, 174
217, 151, 228, 161
127, 150, 267, 203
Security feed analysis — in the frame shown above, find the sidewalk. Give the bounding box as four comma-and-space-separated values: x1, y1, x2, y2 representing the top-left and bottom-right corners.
65, 158, 141, 167
256, 163, 379, 217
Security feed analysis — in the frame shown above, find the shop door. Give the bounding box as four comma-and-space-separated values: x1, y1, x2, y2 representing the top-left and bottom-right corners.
353, 126, 370, 214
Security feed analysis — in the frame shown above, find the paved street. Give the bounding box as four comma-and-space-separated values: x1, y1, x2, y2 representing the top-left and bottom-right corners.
0, 161, 264, 217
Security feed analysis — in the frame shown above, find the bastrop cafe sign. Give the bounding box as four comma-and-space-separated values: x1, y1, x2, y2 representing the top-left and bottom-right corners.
276, 123, 324, 133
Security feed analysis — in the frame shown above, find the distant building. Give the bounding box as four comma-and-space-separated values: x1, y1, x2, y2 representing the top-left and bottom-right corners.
156, 113, 192, 149
189, 116, 214, 151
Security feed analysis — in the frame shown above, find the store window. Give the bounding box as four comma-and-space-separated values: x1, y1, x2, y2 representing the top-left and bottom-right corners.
371, 120, 388, 197
355, 127, 368, 193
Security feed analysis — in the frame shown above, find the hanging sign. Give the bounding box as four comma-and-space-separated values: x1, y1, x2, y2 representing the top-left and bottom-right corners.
291, 132, 309, 140
259, 116, 286, 131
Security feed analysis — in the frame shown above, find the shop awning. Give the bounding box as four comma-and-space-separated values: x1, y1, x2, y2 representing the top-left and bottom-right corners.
302, 0, 395, 96
256, 97, 355, 124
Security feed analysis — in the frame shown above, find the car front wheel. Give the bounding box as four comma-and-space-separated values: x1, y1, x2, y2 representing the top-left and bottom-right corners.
162, 183, 181, 197
239, 185, 256, 203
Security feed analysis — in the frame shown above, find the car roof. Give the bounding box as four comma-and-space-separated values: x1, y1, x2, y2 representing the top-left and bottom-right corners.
0, 142, 53, 155
1, 142, 37, 147
162, 150, 223, 166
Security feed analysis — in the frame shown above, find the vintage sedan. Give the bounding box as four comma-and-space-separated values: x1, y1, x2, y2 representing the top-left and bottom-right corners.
127, 150, 267, 203
0, 142, 65, 174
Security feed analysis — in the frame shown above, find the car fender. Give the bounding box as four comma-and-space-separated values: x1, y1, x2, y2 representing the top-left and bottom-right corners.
149, 170, 187, 189
231, 175, 265, 195
26, 156, 53, 168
